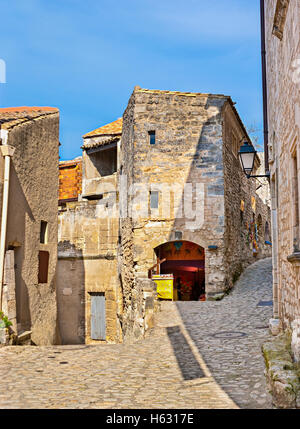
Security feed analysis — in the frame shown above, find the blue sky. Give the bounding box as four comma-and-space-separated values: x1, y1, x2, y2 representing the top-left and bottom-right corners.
0, 0, 263, 160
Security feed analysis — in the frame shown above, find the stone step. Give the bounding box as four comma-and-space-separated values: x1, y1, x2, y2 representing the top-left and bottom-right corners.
17, 330, 32, 345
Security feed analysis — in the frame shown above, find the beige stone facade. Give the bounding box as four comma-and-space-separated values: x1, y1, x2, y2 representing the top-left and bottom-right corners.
265, 0, 300, 359
57, 87, 271, 344
0, 107, 60, 345
58, 202, 121, 344
119, 87, 271, 341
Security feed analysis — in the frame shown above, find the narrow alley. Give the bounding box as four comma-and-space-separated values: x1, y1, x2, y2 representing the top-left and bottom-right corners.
0, 258, 272, 409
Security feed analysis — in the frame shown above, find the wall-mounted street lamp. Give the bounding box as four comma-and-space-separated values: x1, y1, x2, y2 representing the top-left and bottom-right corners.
238, 141, 270, 179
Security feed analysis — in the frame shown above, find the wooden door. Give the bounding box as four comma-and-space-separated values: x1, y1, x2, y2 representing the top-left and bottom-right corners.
90, 293, 106, 340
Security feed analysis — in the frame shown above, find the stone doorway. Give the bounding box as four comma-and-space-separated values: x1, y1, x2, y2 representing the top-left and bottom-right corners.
152, 241, 205, 301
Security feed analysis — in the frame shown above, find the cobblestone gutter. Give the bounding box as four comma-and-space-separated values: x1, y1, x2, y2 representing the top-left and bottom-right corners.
262, 333, 300, 408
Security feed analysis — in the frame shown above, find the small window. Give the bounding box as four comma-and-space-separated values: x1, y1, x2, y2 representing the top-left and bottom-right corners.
38, 250, 49, 283
272, 0, 290, 40
149, 131, 156, 145
175, 231, 182, 240
150, 191, 159, 209
40, 221, 48, 244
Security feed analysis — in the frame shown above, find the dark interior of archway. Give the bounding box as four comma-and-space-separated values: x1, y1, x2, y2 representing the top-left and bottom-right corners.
155, 241, 205, 301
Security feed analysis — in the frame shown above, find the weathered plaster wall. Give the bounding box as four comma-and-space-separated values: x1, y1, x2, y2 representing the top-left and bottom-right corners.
265, 0, 300, 332
2, 113, 59, 345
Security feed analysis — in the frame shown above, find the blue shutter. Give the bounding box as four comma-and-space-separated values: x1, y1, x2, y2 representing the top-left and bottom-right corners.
90, 293, 106, 340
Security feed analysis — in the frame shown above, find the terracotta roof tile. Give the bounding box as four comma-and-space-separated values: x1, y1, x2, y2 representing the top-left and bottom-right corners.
59, 158, 82, 202
81, 135, 120, 150
83, 118, 123, 138
0, 106, 58, 113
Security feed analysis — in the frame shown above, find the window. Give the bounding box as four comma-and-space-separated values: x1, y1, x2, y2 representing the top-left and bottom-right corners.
148, 131, 156, 145
40, 221, 48, 244
175, 231, 182, 240
272, 0, 290, 40
38, 250, 49, 283
150, 191, 159, 209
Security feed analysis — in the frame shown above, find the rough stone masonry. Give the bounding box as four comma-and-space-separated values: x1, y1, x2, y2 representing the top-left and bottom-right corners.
57, 86, 271, 344
119, 86, 271, 342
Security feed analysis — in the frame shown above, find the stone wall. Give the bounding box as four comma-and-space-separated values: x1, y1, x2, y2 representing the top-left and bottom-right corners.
120, 89, 226, 300
119, 87, 271, 341
265, 0, 300, 342
222, 103, 272, 290
119, 90, 142, 340
57, 199, 122, 344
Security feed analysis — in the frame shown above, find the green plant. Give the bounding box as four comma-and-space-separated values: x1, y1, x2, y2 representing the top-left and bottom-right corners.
0, 311, 12, 328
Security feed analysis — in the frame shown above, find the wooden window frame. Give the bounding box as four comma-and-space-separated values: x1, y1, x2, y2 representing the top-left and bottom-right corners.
272, 0, 290, 40
38, 250, 49, 284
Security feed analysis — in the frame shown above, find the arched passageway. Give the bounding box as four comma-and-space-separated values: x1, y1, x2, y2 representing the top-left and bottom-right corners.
150, 241, 205, 301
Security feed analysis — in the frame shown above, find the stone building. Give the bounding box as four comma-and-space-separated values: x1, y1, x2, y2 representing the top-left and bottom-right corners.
57, 120, 123, 344
57, 86, 271, 344
0, 107, 60, 345
264, 0, 300, 359
119, 87, 271, 340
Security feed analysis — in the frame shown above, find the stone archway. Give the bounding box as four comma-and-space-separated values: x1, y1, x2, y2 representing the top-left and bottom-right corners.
151, 241, 205, 301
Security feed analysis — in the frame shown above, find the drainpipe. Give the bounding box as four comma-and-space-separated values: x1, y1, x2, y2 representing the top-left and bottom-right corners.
0, 128, 15, 311
260, 0, 269, 175
260, 0, 279, 321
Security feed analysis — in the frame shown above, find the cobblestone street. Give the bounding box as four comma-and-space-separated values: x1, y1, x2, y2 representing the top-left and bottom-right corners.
0, 258, 272, 409
178, 257, 273, 409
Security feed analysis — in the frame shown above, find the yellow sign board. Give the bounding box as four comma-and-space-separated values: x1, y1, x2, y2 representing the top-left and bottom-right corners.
152, 275, 174, 300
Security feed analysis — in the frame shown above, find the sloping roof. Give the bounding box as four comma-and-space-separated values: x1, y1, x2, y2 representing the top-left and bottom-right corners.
0, 106, 59, 129
81, 135, 120, 150
83, 118, 123, 138
135, 86, 230, 98
59, 156, 82, 167
0, 106, 58, 113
